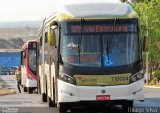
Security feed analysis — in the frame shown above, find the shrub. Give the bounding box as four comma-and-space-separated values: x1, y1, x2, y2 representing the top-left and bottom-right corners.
153, 70, 160, 83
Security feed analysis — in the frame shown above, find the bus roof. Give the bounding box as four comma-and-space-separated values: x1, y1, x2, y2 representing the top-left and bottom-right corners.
22, 40, 37, 49
50, 2, 137, 20
38, 2, 138, 35
58, 2, 134, 18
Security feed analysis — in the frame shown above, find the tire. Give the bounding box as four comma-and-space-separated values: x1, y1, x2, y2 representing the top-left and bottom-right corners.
48, 96, 56, 107
23, 86, 27, 92
52, 78, 56, 107
42, 93, 47, 102
37, 79, 41, 94
27, 87, 33, 94
59, 103, 68, 113
122, 101, 133, 112
47, 80, 56, 107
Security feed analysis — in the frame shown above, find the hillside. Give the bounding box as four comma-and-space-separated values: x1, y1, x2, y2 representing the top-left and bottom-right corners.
0, 21, 40, 49
0, 27, 39, 49
0, 27, 38, 40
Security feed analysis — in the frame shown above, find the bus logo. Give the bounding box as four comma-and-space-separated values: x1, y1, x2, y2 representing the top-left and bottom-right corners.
101, 89, 106, 94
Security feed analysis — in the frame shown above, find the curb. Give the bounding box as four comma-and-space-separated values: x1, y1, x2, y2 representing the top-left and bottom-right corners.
144, 86, 160, 88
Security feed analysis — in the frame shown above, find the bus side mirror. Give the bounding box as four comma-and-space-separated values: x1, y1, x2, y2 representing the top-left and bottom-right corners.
48, 21, 58, 46
48, 30, 56, 46
143, 36, 149, 51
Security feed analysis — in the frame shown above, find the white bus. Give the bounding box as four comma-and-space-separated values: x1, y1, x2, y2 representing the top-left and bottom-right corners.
37, 2, 145, 112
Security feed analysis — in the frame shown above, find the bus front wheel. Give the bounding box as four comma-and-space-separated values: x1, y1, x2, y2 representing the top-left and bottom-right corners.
23, 86, 27, 92
122, 100, 133, 112
42, 93, 47, 102
27, 87, 33, 94
59, 103, 68, 113
48, 96, 56, 107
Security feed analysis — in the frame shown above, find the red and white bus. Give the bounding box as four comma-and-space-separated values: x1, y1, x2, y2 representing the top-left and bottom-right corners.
21, 40, 38, 93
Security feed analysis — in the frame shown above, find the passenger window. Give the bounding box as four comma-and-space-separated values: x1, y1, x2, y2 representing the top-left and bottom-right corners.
45, 32, 48, 43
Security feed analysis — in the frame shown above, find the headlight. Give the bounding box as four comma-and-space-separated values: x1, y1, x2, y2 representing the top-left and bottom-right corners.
137, 73, 143, 79
131, 76, 137, 82
130, 72, 144, 83
59, 72, 76, 85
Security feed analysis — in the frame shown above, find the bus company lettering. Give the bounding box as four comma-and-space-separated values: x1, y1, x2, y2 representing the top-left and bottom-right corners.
76, 76, 97, 82
111, 76, 129, 82
80, 55, 97, 62
67, 55, 97, 63
71, 25, 128, 33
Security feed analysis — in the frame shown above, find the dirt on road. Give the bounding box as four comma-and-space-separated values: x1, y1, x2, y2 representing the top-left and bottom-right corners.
0, 79, 16, 96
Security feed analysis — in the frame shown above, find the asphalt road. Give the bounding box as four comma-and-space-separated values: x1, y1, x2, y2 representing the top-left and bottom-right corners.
0, 75, 160, 113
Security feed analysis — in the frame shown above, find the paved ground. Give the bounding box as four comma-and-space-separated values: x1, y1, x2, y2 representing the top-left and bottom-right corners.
0, 93, 48, 107
0, 75, 16, 96
0, 75, 17, 90
0, 75, 160, 113
0, 75, 45, 107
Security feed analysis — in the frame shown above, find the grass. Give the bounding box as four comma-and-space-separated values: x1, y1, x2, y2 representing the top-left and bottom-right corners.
145, 83, 160, 87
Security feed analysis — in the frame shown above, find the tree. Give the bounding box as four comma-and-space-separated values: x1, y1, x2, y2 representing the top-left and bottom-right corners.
132, 0, 160, 83
120, 0, 151, 3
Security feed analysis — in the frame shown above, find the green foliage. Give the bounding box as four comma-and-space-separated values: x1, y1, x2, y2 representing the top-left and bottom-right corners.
154, 70, 160, 79
120, 0, 150, 3
132, 0, 160, 59
132, 0, 160, 80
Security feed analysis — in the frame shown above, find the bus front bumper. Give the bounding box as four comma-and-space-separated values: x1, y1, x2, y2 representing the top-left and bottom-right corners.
26, 78, 37, 88
58, 78, 144, 103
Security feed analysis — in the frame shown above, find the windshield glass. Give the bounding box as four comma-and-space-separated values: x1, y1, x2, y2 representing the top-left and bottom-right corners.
102, 34, 138, 67
61, 35, 101, 67
61, 19, 140, 67
28, 50, 37, 73
28, 46, 37, 73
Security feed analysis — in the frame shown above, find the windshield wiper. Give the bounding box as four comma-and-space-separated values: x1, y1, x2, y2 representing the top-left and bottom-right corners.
106, 37, 112, 63
78, 18, 85, 63
105, 18, 117, 63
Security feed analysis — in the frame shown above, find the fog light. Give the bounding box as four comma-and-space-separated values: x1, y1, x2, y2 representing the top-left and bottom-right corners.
61, 90, 75, 96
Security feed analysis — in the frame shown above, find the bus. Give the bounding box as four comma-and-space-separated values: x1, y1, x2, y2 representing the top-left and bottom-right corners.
37, 2, 145, 112
21, 40, 38, 94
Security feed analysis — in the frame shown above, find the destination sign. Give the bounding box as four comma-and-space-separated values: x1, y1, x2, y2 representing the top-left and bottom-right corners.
64, 54, 98, 63
62, 19, 137, 34
71, 25, 129, 33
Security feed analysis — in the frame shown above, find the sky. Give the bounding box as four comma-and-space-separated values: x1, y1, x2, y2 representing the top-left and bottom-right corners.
0, 0, 121, 22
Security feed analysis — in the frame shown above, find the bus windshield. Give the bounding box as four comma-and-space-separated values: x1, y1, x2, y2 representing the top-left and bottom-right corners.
61, 19, 140, 67
29, 50, 37, 73
28, 42, 37, 74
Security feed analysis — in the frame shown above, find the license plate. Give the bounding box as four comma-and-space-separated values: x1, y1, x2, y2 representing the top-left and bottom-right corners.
96, 95, 110, 101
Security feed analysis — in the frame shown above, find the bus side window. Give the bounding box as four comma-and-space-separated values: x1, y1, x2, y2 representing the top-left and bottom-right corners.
22, 51, 26, 66
45, 32, 48, 43
40, 36, 42, 47
37, 34, 43, 65
55, 28, 58, 47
